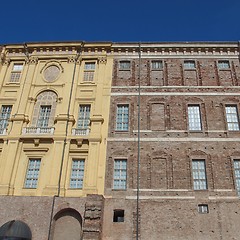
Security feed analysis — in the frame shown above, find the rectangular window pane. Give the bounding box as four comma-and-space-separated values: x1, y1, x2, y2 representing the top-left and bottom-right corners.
151, 61, 163, 70
192, 160, 207, 190
234, 160, 240, 196
84, 62, 95, 70
37, 106, 51, 127
116, 105, 129, 131
188, 105, 202, 131
0, 105, 12, 130
70, 159, 85, 188
10, 64, 23, 82
83, 63, 95, 81
25, 159, 41, 188
184, 61, 195, 69
225, 105, 239, 131
77, 105, 91, 129
218, 60, 230, 69
113, 159, 127, 190
119, 61, 130, 70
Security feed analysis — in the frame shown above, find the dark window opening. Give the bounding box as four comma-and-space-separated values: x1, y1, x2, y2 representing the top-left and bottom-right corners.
113, 209, 124, 222
198, 204, 209, 214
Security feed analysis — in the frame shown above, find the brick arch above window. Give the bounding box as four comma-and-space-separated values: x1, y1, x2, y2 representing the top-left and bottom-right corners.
31, 91, 58, 127
185, 97, 204, 103
189, 150, 208, 157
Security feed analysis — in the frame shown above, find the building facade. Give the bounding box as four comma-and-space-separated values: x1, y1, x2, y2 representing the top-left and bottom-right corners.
0, 42, 113, 240
103, 42, 240, 240
1, 41, 240, 240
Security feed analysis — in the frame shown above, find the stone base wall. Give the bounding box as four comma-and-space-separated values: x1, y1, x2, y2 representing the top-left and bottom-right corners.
0, 194, 104, 240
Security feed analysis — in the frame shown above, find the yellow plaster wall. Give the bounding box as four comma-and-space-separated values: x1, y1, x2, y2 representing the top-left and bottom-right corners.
0, 42, 113, 197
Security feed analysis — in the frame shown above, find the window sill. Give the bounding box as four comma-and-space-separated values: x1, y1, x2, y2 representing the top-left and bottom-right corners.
115, 130, 129, 133
151, 68, 163, 71
5, 82, 20, 85
112, 189, 127, 191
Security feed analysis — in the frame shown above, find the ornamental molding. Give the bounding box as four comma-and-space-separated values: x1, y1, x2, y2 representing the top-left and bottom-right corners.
98, 57, 107, 64
40, 60, 64, 83
67, 56, 81, 64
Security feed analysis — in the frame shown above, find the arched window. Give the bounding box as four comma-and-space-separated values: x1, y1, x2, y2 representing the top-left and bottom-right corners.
0, 220, 32, 240
32, 91, 57, 128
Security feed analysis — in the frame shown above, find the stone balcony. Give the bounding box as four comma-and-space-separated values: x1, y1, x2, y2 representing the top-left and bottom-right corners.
22, 127, 55, 134
71, 128, 90, 136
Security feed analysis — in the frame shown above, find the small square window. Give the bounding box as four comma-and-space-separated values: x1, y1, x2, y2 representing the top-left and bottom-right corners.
198, 204, 209, 214
218, 60, 230, 69
151, 60, 163, 70
119, 61, 130, 70
113, 209, 124, 222
184, 60, 196, 69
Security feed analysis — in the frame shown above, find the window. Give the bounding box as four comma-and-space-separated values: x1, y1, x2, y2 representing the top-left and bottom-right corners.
225, 105, 239, 131
151, 60, 163, 70
192, 160, 207, 190
198, 204, 209, 214
0, 105, 12, 132
83, 62, 95, 81
113, 159, 127, 190
113, 210, 125, 222
188, 105, 202, 131
184, 60, 196, 69
37, 106, 51, 127
10, 64, 23, 82
24, 159, 41, 188
233, 160, 240, 196
31, 91, 57, 128
218, 60, 230, 69
119, 61, 130, 70
70, 159, 85, 189
116, 105, 129, 131
77, 105, 91, 129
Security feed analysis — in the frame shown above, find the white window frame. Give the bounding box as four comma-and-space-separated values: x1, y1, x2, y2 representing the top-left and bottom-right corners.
188, 105, 202, 131
9, 63, 23, 82
69, 159, 85, 189
218, 60, 230, 69
116, 104, 129, 131
225, 105, 239, 131
113, 159, 127, 190
192, 160, 207, 190
24, 158, 41, 189
184, 60, 196, 69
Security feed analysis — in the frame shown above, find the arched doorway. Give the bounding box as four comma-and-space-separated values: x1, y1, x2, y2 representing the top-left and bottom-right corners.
51, 208, 83, 240
0, 220, 32, 240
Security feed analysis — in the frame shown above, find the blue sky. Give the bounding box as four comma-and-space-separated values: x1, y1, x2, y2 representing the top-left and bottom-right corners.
1, 0, 239, 44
